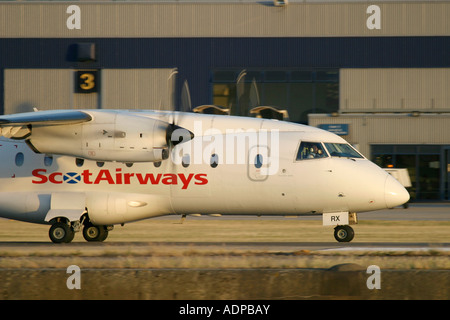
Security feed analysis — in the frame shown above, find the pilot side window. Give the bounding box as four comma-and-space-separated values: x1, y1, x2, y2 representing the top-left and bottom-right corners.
296, 142, 328, 160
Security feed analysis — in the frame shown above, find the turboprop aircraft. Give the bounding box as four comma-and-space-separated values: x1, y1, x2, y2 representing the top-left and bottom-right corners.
0, 109, 409, 243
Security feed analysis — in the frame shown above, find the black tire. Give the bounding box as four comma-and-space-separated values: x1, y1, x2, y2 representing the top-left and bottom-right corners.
83, 223, 108, 242
49, 222, 75, 244
334, 225, 355, 242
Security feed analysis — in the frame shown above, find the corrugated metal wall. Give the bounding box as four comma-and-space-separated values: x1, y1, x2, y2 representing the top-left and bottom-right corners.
4, 68, 177, 114
341, 68, 450, 113
309, 114, 450, 158
4, 69, 73, 114
0, 2, 449, 38
2, 37, 448, 112
101, 69, 177, 110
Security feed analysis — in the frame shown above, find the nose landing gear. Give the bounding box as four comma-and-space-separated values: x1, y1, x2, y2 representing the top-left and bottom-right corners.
323, 212, 357, 242
333, 225, 355, 242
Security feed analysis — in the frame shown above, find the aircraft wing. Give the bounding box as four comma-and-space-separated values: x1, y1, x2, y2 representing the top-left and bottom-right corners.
0, 109, 192, 163
0, 110, 92, 126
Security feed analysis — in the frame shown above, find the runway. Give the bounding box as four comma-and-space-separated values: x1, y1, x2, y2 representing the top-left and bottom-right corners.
1, 239, 449, 300
0, 239, 449, 271
1, 204, 449, 300
0, 240, 449, 251
0, 203, 449, 251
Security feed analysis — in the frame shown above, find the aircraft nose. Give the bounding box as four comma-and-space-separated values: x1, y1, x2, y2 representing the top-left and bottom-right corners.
384, 174, 410, 208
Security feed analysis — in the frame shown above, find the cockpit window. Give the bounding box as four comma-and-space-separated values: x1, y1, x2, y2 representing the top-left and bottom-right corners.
296, 142, 328, 160
324, 143, 364, 159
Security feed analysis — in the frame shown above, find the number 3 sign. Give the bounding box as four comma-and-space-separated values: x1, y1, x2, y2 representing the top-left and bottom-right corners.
75, 70, 99, 93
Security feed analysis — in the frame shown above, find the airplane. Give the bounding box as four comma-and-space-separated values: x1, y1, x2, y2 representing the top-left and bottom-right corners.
0, 109, 409, 243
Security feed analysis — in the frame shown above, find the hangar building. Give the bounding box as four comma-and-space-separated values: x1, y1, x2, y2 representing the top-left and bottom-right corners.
0, 0, 449, 200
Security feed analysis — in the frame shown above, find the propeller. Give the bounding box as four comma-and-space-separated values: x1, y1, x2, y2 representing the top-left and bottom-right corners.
165, 122, 194, 147
180, 79, 192, 113
249, 77, 260, 109
163, 79, 194, 160
236, 69, 247, 116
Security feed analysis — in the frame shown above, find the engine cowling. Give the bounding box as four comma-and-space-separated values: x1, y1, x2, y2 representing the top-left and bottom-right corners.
28, 111, 171, 162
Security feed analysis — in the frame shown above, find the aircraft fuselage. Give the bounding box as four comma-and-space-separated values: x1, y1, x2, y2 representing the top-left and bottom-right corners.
0, 110, 409, 242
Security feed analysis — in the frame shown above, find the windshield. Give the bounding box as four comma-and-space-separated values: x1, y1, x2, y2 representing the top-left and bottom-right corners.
324, 143, 364, 159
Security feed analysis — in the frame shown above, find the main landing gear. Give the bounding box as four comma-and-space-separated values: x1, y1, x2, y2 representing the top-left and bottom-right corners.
82, 222, 109, 242
48, 217, 112, 243
49, 221, 75, 244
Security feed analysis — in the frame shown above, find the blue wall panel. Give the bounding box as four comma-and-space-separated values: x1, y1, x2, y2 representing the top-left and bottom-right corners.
1, 37, 449, 111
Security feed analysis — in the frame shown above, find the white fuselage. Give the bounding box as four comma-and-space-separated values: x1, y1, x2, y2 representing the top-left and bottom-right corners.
0, 110, 409, 226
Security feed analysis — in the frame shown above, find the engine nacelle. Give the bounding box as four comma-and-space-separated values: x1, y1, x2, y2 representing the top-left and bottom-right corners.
28, 112, 171, 163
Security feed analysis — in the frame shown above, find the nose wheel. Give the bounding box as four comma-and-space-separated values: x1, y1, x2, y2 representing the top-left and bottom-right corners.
334, 225, 354, 242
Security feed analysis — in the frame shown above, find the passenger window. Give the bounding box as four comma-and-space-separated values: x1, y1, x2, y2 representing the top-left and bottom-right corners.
210, 153, 219, 168
296, 142, 328, 160
76, 158, 84, 167
154, 161, 162, 168
15, 152, 24, 166
44, 155, 53, 167
254, 154, 263, 168
182, 154, 190, 168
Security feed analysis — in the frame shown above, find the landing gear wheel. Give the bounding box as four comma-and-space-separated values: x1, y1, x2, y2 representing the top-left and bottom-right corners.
49, 222, 75, 244
334, 225, 354, 242
83, 223, 108, 242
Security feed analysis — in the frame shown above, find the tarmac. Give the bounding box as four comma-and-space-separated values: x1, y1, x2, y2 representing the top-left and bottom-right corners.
0, 203, 449, 300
